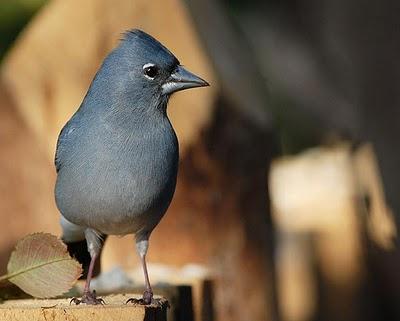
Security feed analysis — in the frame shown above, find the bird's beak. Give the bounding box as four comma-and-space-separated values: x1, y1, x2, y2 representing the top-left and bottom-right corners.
162, 65, 209, 95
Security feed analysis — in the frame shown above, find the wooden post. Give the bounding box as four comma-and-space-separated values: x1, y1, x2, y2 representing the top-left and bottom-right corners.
0, 294, 168, 321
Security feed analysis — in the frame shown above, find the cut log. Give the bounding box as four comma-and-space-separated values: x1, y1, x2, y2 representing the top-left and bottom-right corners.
0, 294, 168, 321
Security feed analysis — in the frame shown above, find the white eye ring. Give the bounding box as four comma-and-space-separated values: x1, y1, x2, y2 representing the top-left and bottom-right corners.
143, 63, 158, 79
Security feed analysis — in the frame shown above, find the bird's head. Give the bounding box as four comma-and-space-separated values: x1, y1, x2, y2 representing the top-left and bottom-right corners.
93, 29, 208, 113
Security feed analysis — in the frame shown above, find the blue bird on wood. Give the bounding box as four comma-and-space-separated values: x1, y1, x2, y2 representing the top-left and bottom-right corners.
54, 29, 209, 305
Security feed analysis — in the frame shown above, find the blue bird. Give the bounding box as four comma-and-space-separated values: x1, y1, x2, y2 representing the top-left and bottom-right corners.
54, 29, 209, 305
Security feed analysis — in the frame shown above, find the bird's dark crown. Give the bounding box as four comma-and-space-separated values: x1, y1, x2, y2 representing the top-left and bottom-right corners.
122, 29, 179, 70
78, 28, 207, 119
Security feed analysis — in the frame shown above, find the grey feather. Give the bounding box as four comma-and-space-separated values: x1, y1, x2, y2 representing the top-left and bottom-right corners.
54, 30, 208, 293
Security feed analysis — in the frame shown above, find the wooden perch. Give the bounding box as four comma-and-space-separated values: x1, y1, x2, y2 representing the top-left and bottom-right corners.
0, 294, 168, 321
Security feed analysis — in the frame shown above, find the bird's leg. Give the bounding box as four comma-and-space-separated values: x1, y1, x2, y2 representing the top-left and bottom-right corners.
140, 249, 153, 304
71, 229, 105, 305
127, 237, 154, 305
82, 254, 100, 296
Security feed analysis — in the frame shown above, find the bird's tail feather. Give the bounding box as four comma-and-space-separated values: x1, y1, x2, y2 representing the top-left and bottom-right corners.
64, 239, 103, 279
60, 216, 103, 279
64, 239, 92, 279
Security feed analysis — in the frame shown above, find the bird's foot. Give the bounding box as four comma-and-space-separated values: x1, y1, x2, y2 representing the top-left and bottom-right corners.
70, 290, 105, 305
126, 289, 153, 305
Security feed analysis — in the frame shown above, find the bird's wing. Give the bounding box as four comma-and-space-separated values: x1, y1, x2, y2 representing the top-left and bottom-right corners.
54, 118, 77, 173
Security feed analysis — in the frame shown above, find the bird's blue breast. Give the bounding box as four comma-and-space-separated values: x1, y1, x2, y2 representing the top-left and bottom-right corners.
55, 112, 179, 236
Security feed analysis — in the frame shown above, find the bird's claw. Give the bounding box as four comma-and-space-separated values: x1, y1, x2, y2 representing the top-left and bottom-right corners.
70, 290, 105, 305
70, 297, 82, 305
126, 289, 153, 305
126, 297, 143, 305
143, 289, 153, 305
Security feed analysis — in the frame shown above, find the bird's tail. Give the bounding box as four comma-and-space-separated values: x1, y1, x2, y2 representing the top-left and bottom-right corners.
64, 239, 104, 279
60, 216, 103, 279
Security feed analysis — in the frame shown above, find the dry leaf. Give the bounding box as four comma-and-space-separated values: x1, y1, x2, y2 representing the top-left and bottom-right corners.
4, 233, 82, 298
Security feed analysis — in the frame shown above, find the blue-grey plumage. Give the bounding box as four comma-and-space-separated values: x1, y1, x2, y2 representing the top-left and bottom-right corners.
54, 29, 208, 305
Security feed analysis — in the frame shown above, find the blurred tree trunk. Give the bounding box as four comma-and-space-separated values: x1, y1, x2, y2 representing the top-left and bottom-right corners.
0, 82, 59, 274
349, 1, 400, 320
184, 0, 400, 320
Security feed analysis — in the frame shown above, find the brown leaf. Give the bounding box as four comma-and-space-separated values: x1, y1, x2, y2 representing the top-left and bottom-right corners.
5, 233, 82, 298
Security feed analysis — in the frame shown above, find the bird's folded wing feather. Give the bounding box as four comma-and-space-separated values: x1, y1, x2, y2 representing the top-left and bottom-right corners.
55, 118, 78, 173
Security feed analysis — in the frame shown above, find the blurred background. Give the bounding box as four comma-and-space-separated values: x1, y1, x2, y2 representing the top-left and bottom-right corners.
1, 0, 400, 321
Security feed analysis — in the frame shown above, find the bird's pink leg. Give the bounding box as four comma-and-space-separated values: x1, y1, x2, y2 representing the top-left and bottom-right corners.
127, 238, 153, 305
71, 229, 105, 305
140, 252, 153, 304
70, 254, 104, 305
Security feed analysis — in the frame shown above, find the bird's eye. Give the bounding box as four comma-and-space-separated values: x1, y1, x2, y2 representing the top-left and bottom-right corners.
143, 64, 159, 79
